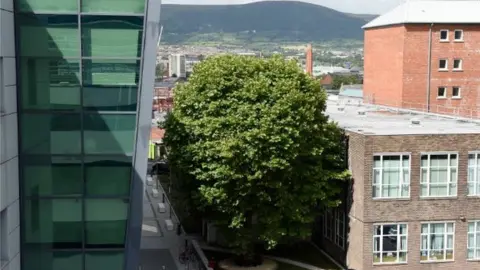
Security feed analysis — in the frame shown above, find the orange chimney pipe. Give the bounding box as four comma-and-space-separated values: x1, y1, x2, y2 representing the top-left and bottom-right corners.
306, 44, 313, 76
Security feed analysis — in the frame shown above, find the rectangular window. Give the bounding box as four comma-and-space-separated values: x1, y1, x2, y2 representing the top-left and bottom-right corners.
324, 208, 334, 242
453, 59, 463, 70
21, 113, 82, 155
468, 221, 480, 260
83, 114, 136, 155
85, 251, 125, 270
452, 87, 461, 98
454, 30, 464, 41
372, 155, 410, 199
468, 153, 480, 196
23, 156, 83, 197
17, 0, 78, 13
437, 87, 446, 98
420, 222, 454, 262
420, 153, 457, 197
439, 59, 448, 70
324, 208, 346, 249
24, 199, 83, 249
1, 209, 7, 262
440, 30, 449, 41
81, 0, 145, 14
85, 199, 128, 248
335, 210, 345, 249
81, 16, 144, 58
82, 59, 140, 86
85, 156, 132, 196
373, 224, 407, 264
18, 15, 79, 58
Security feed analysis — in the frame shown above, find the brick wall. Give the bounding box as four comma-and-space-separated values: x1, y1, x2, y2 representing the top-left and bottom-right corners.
347, 133, 480, 270
364, 24, 480, 117
364, 25, 406, 106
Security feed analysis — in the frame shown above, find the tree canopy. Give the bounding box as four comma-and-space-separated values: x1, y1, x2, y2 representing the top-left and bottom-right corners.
163, 55, 349, 258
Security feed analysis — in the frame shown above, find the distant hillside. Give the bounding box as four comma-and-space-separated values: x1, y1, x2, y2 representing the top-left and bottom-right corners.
160, 1, 373, 44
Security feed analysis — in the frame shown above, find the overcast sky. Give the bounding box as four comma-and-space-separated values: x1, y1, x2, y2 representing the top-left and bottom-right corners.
161, 0, 404, 14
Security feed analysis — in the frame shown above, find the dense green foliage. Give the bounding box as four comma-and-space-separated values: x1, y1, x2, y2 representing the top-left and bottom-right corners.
163, 55, 349, 257
161, 1, 376, 44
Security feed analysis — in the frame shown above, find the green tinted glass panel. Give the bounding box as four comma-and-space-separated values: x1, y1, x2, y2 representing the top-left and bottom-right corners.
23, 250, 82, 270
21, 113, 81, 154
82, 0, 145, 14
83, 114, 136, 155
20, 58, 80, 110
85, 251, 125, 270
85, 199, 128, 248
85, 156, 132, 196
24, 156, 82, 197
83, 86, 137, 112
82, 16, 143, 58
17, 0, 77, 13
18, 15, 79, 57
82, 59, 140, 86
24, 199, 82, 249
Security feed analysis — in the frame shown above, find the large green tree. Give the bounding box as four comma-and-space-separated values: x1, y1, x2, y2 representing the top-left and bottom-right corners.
163, 55, 349, 263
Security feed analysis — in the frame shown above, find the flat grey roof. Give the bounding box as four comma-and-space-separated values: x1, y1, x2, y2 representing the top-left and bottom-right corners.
326, 96, 480, 135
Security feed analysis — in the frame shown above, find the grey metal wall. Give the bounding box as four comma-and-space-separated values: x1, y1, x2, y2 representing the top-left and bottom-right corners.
125, 0, 162, 269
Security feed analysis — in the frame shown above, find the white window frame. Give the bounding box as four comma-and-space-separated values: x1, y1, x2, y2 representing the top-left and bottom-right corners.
372, 154, 410, 199
324, 208, 346, 249
437, 87, 447, 98
439, 29, 449, 41
324, 208, 334, 242
438, 59, 448, 71
420, 222, 455, 262
468, 152, 480, 196
373, 223, 408, 264
452, 87, 461, 99
453, 59, 463, 71
468, 220, 480, 260
454, 29, 464, 42
335, 210, 345, 249
420, 153, 458, 198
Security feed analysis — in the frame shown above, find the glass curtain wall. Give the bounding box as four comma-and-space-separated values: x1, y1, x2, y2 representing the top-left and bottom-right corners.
14, 0, 146, 269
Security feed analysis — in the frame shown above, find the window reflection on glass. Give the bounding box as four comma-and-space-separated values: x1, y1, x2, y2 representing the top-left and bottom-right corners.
17, 0, 78, 14
24, 156, 82, 196
83, 114, 136, 155
81, 16, 143, 58
18, 14, 79, 58
373, 224, 407, 264
85, 199, 128, 248
81, 0, 145, 14
85, 156, 132, 196
24, 199, 83, 249
21, 113, 82, 154
85, 251, 125, 270
82, 59, 140, 86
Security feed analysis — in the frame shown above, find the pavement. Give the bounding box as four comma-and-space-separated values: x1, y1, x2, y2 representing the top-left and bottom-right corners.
140, 170, 185, 270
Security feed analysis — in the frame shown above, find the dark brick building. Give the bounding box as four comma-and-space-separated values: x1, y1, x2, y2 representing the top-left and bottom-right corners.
314, 96, 480, 269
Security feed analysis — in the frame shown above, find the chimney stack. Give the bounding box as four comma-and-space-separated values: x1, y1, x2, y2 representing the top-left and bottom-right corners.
305, 44, 313, 76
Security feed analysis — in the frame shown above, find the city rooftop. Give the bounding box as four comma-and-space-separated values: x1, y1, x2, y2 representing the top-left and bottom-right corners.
326, 96, 480, 135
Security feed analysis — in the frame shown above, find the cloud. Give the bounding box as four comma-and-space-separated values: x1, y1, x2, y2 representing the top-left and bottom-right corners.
161, 0, 402, 14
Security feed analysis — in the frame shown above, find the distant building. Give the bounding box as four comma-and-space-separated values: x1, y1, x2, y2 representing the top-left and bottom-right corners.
168, 53, 186, 78
363, 0, 480, 118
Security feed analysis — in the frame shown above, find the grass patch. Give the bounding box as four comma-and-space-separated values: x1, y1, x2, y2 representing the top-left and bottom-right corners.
267, 241, 340, 270
202, 250, 307, 270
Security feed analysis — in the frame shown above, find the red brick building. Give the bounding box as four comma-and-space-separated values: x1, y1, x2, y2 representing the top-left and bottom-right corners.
363, 1, 480, 118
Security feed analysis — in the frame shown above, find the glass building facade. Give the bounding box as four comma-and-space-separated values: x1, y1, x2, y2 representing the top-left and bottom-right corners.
13, 0, 161, 269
